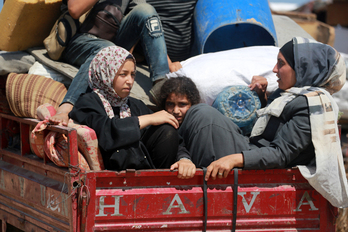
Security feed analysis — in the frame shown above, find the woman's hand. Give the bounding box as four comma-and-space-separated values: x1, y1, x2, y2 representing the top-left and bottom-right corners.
249, 75, 268, 106
170, 159, 196, 179
249, 75, 268, 94
138, 110, 179, 129
205, 153, 244, 181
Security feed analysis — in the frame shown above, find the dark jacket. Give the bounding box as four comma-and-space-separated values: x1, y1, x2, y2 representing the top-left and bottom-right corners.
243, 92, 315, 169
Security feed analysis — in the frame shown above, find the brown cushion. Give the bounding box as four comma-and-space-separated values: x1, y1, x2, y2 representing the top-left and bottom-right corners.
6, 73, 67, 118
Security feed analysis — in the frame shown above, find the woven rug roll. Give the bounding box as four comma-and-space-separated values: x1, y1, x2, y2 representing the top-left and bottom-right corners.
6, 73, 67, 118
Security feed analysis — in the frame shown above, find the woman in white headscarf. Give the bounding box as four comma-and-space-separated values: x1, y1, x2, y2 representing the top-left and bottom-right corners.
69, 46, 195, 177
204, 37, 348, 208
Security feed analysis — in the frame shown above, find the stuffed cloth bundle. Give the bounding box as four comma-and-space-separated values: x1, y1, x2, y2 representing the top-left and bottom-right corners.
6, 73, 67, 118
212, 85, 261, 135
30, 103, 104, 171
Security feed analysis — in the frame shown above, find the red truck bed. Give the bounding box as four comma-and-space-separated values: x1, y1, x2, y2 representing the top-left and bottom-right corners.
0, 113, 337, 231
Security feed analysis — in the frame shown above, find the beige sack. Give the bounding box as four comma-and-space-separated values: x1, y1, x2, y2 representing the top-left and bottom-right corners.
0, 0, 62, 51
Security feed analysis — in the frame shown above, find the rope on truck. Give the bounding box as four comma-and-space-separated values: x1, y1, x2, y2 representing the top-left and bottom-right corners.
47, 163, 86, 208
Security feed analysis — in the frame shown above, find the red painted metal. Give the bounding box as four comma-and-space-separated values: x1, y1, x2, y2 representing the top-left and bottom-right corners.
0, 114, 77, 231
0, 113, 338, 231
83, 169, 336, 232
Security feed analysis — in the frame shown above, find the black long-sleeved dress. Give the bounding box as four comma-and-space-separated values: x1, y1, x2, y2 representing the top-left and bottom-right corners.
69, 92, 190, 170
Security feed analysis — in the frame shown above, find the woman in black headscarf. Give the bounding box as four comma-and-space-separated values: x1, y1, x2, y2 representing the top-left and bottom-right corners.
204, 37, 348, 208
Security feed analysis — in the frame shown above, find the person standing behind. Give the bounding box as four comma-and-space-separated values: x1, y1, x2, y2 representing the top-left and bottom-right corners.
50, 0, 170, 126
144, 0, 198, 71
141, 0, 198, 104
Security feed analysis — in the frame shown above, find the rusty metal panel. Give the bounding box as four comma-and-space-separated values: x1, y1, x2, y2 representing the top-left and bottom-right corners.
0, 160, 70, 231
0, 113, 80, 232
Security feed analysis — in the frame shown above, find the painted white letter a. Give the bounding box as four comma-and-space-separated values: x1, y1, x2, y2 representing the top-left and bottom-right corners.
163, 194, 190, 215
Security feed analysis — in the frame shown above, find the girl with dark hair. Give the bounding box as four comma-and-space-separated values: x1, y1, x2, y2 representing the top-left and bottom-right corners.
159, 76, 200, 124
160, 76, 251, 170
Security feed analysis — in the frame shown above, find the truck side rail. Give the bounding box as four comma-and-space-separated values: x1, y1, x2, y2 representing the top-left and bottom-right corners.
0, 113, 80, 232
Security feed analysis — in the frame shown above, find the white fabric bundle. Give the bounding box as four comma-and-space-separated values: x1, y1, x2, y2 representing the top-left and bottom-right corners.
167, 46, 280, 105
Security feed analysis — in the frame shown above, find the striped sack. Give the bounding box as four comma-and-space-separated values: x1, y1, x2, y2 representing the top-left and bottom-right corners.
6, 73, 67, 118
30, 104, 57, 159
34, 103, 104, 170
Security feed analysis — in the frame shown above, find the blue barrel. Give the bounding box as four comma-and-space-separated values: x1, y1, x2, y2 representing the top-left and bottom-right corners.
193, 0, 278, 54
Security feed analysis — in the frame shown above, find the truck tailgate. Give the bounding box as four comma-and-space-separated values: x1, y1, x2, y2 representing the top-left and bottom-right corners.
84, 168, 336, 231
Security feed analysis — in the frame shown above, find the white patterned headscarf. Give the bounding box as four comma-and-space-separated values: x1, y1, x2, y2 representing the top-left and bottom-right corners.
251, 37, 348, 208
88, 46, 136, 119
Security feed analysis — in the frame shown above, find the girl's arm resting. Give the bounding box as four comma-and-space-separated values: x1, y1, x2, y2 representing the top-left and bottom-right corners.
138, 110, 179, 129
